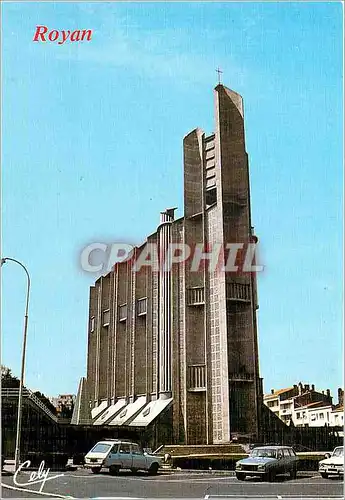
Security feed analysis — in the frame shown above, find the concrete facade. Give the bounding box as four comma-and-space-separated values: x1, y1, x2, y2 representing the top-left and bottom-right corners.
86, 84, 262, 444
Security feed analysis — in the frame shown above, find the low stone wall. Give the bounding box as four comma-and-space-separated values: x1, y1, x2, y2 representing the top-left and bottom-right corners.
171, 452, 325, 471
22, 451, 69, 470
296, 453, 325, 471
162, 444, 246, 456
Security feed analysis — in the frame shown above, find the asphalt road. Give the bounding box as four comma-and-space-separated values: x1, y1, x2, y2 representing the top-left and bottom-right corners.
1, 468, 343, 499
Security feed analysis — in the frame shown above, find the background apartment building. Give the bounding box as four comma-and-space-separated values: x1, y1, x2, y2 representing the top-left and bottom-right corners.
86, 84, 262, 445
49, 393, 76, 419
264, 384, 344, 429
293, 388, 344, 429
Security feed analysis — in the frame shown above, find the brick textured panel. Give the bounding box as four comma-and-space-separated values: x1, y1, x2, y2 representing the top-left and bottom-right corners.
207, 205, 230, 443
185, 392, 207, 444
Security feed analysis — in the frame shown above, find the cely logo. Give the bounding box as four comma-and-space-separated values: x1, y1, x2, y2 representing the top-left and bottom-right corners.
14, 460, 64, 493
33, 25, 92, 44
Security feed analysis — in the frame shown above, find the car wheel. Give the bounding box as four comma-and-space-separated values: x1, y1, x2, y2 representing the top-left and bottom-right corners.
109, 465, 120, 476
235, 472, 246, 481
131, 468, 138, 474
91, 467, 101, 474
263, 471, 275, 482
148, 463, 159, 475
289, 467, 297, 480
320, 472, 328, 479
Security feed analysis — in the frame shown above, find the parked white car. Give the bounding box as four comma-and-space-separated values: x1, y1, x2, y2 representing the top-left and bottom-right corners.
84, 440, 161, 475
319, 446, 344, 479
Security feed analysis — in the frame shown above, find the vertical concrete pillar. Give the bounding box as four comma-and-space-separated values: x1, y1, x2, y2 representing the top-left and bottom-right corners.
158, 209, 175, 399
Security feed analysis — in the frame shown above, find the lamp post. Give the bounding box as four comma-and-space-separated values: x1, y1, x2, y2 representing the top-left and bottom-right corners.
1, 257, 31, 471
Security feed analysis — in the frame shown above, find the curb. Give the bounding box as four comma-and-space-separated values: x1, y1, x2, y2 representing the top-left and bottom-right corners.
160, 469, 320, 476
3, 463, 321, 476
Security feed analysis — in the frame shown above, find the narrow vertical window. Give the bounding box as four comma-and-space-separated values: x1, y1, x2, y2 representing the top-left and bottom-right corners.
137, 297, 147, 316
119, 304, 127, 322
90, 316, 95, 332
102, 309, 110, 327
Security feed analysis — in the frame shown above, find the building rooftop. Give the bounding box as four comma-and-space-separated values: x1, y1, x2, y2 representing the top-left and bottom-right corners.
296, 400, 332, 410
264, 387, 294, 398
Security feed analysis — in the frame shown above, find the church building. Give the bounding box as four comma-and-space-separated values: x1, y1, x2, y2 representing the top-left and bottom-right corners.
86, 84, 263, 445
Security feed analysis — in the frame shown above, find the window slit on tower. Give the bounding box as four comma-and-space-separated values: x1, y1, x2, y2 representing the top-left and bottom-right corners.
137, 297, 147, 316
206, 187, 217, 208
119, 304, 127, 322
102, 309, 110, 327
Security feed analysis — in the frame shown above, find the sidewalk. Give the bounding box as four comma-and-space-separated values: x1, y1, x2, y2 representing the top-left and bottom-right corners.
2, 459, 15, 475
2, 459, 77, 474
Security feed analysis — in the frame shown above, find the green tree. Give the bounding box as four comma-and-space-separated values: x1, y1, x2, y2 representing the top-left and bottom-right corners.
1, 366, 57, 415
1, 365, 20, 388
33, 391, 57, 415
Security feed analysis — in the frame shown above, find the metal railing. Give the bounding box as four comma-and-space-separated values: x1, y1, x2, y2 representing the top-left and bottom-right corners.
152, 444, 164, 455
2, 388, 30, 397
2, 388, 58, 422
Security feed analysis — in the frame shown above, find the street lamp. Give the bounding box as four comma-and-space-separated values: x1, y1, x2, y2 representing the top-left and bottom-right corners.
1, 257, 31, 471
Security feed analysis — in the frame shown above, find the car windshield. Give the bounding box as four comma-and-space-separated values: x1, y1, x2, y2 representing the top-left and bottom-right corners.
90, 443, 112, 454
333, 447, 344, 457
251, 448, 277, 458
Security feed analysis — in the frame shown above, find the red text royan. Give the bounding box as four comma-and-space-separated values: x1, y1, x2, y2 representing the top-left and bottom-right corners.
33, 25, 92, 44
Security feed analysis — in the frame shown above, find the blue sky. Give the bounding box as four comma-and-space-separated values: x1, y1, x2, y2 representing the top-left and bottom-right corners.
2, 2, 343, 400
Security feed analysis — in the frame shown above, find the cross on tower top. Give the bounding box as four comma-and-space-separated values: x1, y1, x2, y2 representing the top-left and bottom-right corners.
216, 67, 223, 84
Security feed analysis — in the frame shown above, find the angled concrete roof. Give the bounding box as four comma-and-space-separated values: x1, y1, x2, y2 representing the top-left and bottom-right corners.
109, 396, 147, 426
70, 377, 92, 426
129, 397, 172, 427
91, 400, 109, 420
93, 399, 126, 426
